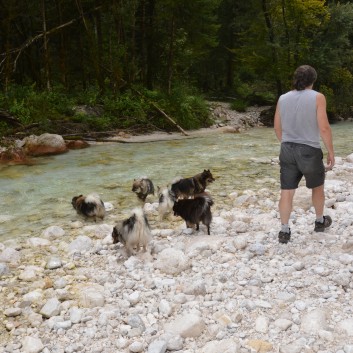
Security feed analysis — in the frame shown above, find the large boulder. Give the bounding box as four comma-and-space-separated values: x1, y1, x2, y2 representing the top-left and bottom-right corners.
22, 133, 68, 156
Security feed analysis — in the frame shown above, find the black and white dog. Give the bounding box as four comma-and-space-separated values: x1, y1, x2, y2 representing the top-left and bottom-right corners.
71, 193, 105, 221
157, 186, 176, 219
172, 194, 213, 235
111, 207, 151, 256
132, 177, 155, 202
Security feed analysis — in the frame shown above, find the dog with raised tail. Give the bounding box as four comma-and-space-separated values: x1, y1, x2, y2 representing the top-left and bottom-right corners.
112, 207, 151, 256
171, 169, 215, 199
71, 193, 105, 222
132, 177, 155, 202
172, 194, 214, 235
157, 186, 176, 219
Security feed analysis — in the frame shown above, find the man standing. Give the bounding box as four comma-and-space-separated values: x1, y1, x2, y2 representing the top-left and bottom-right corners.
274, 65, 335, 244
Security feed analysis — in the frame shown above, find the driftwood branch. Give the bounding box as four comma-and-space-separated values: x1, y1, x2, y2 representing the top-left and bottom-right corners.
114, 77, 188, 136
132, 88, 189, 136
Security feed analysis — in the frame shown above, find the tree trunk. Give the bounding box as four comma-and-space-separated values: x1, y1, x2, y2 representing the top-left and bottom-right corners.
167, 15, 175, 94
76, 0, 103, 91
281, 0, 290, 67
56, 0, 68, 88
41, 0, 51, 91
262, 0, 282, 96
94, 3, 104, 91
145, 0, 155, 90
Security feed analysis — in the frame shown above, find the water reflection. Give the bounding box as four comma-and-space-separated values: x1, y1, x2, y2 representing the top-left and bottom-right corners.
0, 122, 352, 240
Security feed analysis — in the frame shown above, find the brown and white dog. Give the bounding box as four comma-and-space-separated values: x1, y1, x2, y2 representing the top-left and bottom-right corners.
71, 193, 105, 221
172, 194, 213, 235
171, 169, 215, 199
132, 178, 155, 202
111, 207, 151, 256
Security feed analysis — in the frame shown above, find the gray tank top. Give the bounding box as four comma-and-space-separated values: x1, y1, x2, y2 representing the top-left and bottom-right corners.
278, 89, 321, 148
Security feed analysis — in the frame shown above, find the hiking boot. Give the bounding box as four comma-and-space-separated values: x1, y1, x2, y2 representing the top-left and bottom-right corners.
278, 229, 291, 244
314, 215, 332, 232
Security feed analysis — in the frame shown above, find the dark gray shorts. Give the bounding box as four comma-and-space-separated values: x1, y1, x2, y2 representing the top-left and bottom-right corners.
279, 142, 325, 189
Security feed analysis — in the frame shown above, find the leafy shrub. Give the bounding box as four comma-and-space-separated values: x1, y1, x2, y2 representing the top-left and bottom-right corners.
230, 99, 248, 112
0, 83, 212, 137
160, 84, 211, 130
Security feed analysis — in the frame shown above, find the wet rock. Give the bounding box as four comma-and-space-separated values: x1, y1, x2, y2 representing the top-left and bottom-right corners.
65, 140, 90, 150
42, 225, 65, 239
0, 147, 31, 165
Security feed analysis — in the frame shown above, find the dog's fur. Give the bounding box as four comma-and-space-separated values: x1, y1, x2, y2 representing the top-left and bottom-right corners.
171, 169, 215, 199
132, 178, 155, 202
112, 207, 151, 256
71, 193, 105, 221
157, 186, 176, 219
173, 195, 213, 235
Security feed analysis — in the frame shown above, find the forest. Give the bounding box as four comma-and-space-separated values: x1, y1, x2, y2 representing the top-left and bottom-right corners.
1, 0, 353, 137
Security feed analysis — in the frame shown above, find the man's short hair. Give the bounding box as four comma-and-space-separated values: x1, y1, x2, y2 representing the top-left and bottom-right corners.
293, 65, 317, 91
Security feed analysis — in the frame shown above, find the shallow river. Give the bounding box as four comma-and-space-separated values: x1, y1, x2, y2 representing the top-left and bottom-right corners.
0, 122, 352, 240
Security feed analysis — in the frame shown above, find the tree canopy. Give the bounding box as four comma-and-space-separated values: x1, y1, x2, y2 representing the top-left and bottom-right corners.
1, 0, 353, 134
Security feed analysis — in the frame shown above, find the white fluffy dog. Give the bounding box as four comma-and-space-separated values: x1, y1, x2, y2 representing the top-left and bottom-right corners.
157, 186, 176, 220
111, 207, 151, 256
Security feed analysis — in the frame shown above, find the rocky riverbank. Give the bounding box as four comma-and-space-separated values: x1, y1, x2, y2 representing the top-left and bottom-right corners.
1, 151, 353, 353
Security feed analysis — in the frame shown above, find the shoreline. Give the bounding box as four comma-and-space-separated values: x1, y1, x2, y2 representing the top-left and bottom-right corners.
103, 126, 246, 144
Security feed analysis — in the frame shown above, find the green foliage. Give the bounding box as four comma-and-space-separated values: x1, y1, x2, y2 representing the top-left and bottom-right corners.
3, 0, 353, 133
324, 67, 353, 115
230, 99, 247, 112
160, 84, 212, 130
319, 85, 335, 115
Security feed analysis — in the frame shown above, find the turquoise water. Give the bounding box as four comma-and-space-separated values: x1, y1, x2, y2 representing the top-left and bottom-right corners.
0, 122, 352, 240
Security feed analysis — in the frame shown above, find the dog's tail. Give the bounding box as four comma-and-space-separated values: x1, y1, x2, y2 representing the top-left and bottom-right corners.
194, 195, 213, 215
158, 188, 175, 218
195, 193, 213, 206
131, 207, 151, 243
171, 176, 183, 184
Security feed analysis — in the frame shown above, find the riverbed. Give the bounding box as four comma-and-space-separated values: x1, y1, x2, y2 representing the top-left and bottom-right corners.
0, 122, 352, 241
